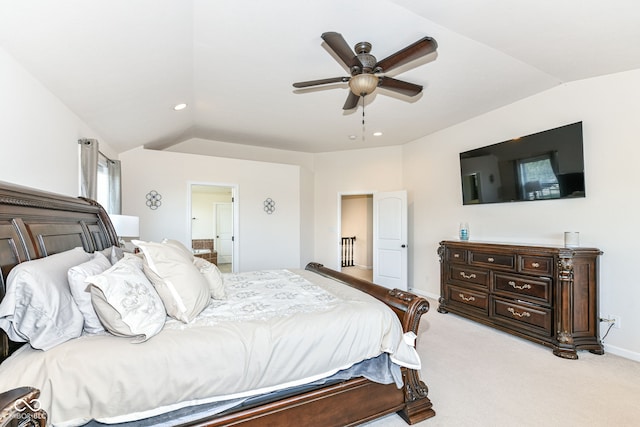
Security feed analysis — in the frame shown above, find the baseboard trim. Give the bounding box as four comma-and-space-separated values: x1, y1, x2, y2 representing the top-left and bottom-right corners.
409, 288, 439, 301
603, 343, 640, 362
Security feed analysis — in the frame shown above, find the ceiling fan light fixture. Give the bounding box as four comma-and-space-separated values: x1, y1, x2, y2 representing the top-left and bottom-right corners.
348, 73, 379, 96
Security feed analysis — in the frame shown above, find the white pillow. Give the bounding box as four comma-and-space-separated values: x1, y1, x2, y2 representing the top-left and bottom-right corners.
86, 257, 166, 342
193, 257, 226, 300
163, 238, 225, 299
133, 240, 210, 323
161, 239, 194, 260
67, 252, 112, 333
0, 247, 91, 350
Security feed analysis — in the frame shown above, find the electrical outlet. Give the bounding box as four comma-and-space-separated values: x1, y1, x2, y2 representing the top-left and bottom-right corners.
611, 315, 622, 329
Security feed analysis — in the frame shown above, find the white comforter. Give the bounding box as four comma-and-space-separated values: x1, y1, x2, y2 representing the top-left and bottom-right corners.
0, 269, 415, 426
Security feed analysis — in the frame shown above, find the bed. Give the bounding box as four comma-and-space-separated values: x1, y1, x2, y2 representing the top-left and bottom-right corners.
0, 180, 434, 426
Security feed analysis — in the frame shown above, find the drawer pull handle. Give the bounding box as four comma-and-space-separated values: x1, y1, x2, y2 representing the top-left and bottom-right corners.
508, 307, 531, 318
459, 293, 475, 302
454, 254, 460, 258
487, 257, 495, 262
460, 272, 477, 279
508, 280, 532, 290
531, 262, 540, 268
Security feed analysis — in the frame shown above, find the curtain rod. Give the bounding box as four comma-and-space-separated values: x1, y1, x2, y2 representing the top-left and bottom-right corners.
79, 138, 117, 163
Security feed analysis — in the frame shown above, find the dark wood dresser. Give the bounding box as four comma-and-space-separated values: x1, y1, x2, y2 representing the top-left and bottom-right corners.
437, 240, 603, 359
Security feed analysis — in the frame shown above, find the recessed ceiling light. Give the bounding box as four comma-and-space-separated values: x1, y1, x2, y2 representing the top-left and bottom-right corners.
373, 132, 383, 137
173, 103, 187, 111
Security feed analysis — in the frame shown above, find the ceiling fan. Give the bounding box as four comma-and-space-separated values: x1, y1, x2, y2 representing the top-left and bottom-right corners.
293, 32, 438, 110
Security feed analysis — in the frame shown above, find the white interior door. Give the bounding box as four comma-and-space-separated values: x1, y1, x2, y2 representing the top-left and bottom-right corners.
373, 190, 408, 291
215, 202, 233, 264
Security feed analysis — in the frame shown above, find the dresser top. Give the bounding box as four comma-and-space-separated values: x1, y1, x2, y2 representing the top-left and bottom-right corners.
439, 240, 602, 255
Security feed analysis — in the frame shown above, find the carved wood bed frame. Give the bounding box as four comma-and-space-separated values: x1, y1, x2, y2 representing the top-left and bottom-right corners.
0, 181, 435, 427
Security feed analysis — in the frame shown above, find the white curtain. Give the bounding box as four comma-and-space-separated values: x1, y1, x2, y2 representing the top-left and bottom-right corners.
107, 158, 122, 214
79, 138, 121, 214
79, 138, 98, 201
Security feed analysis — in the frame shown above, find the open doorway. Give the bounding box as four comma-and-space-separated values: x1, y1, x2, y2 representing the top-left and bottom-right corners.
340, 194, 373, 282
339, 190, 408, 290
190, 184, 236, 273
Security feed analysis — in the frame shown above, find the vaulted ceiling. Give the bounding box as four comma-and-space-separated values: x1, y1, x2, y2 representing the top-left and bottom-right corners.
1, 0, 639, 154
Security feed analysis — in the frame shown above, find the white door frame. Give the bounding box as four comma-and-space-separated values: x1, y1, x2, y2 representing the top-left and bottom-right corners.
188, 181, 240, 272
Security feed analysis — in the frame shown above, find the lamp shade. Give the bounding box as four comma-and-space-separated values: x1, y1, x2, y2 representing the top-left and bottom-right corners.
349, 73, 379, 96
109, 214, 140, 238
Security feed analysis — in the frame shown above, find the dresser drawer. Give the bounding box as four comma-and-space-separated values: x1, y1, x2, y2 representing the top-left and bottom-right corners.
446, 285, 489, 314
469, 251, 515, 270
447, 247, 467, 264
492, 297, 552, 336
493, 273, 552, 306
449, 265, 489, 288
519, 255, 554, 276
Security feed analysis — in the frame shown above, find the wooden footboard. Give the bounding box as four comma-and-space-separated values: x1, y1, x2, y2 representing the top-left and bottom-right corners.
304, 262, 435, 425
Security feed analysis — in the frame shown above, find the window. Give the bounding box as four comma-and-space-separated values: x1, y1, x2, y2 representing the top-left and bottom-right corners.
518, 153, 560, 200
97, 154, 111, 212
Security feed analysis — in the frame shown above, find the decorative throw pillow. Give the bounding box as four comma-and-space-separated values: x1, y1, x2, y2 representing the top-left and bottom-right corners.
193, 257, 226, 299
67, 252, 112, 333
133, 240, 210, 323
0, 247, 91, 350
86, 257, 166, 342
162, 238, 225, 299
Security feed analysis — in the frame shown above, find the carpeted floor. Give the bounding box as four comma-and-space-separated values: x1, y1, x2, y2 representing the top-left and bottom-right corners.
365, 298, 640, 427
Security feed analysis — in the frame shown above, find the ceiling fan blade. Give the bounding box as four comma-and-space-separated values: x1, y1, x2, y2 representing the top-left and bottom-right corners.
378, 77, 423, 97
375, 37, 437, 73
293, 76, 349, 88
343, 91, 360, 110
321, 32, 363, 70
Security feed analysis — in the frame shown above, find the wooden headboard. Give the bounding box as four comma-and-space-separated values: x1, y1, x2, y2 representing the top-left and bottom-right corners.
0, 181, 118, 361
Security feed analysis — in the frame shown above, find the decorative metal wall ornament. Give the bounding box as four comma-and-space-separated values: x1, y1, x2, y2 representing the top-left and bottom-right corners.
146, 190, 162, 210
263, 198, 275, 214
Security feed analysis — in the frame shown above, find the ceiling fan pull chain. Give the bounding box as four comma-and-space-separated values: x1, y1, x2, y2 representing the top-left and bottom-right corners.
362, 95, 365, 141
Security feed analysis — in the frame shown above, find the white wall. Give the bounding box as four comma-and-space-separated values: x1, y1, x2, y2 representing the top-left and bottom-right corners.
0, 46, 115, 196
313, 146, 403, 271
403, 69, 640, 359
119, 147, 301, 272
169, 138, 317, 268
299, 166, 315, 267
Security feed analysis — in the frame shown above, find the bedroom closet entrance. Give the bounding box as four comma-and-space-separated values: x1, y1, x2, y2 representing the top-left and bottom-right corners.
190, 184, 237, 273
339, 191, 408, 291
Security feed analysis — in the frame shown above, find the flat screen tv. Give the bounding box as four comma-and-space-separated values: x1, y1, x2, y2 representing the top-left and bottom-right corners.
460, 122, 585, 205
